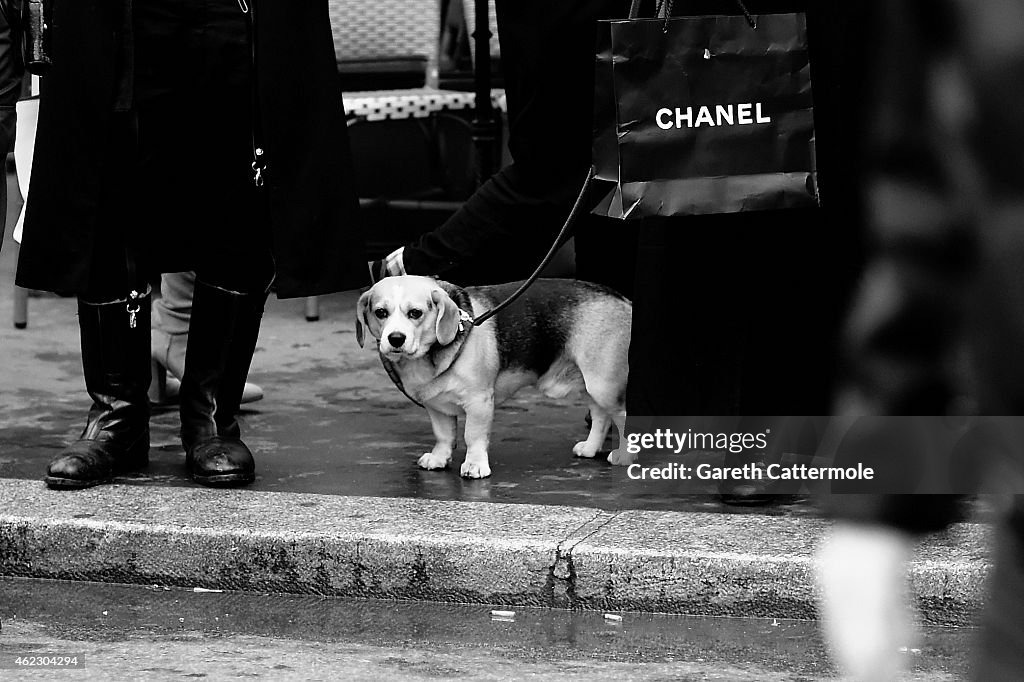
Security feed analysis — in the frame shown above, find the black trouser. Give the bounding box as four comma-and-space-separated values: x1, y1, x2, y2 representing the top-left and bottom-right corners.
626, 212, 858, 417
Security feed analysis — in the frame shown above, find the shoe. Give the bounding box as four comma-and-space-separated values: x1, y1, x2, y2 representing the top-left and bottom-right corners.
45, 293, 152, 489
716, 442, 807, 507
150, 326, 263, 406
179, 280, 267, 487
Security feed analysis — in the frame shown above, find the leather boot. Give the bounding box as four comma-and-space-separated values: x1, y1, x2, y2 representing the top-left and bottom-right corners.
45, 293, 152, 489
179, 280, 267, 487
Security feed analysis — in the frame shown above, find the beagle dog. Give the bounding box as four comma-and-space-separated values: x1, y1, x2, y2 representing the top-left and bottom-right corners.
356, 276, 634, 478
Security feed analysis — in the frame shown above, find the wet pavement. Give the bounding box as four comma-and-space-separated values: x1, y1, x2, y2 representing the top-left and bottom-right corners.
1, 287, 818, 515
0, 171, 815, 516
0, 577, 973, 681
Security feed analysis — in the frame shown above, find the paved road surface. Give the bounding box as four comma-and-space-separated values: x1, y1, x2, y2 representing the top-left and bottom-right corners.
1, 578, 973, 681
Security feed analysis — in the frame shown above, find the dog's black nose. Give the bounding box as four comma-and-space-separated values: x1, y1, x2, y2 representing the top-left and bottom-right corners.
387, 332, 406, 348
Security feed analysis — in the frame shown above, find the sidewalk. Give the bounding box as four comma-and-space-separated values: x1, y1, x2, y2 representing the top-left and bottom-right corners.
0, 182, 991, 624
1, 209, 818, 512
0, 479, 989, 625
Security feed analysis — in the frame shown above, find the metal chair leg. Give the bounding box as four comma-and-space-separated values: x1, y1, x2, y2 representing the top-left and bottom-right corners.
13, 285, 28, 329
304, 296, 320, 322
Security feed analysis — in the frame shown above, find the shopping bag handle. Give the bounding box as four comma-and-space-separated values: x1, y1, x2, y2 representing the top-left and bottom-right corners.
628, 0, 757, 29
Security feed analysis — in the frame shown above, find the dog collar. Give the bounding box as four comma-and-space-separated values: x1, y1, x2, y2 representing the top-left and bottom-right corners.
435, 308, 474, 371
458, 309, 474, 333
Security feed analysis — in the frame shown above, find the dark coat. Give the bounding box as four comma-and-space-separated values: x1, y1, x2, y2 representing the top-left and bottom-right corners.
15, 0, 369, 298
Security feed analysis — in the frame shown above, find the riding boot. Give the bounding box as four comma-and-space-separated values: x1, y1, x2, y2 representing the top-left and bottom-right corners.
179, 279, 267, 487
45, 293, 152, 489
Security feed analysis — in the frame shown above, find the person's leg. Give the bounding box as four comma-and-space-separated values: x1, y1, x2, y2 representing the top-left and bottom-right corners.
131, 0, 271, 487
151, 271, 264, 405
150, 271, 190, 404
150, 272, 193, 405
45, 222, 153, 489
625, 214, 840, 505
171, 10, 274, 485
626, 217, 746, 418
43, 102, 155, 489
153, 271, 193, 335
174, 196, 273, 485
178, 262, 271, 487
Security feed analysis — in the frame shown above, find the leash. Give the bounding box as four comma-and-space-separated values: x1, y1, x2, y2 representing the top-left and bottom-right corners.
470, 165, 595, 327
380, 355, 425, 408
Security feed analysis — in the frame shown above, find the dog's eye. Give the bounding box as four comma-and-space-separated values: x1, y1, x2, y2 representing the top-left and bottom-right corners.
407, 309, 423, 320
374, 308, 389, 320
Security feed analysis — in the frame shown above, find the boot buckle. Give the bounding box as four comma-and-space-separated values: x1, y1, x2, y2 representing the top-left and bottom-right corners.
126, 290, 142, 329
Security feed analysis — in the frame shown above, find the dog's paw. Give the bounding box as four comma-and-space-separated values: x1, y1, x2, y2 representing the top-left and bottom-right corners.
460, 460, 492, 479
572, 440, 599, 459
418, 452, 452, 470
607, 448, 636, 466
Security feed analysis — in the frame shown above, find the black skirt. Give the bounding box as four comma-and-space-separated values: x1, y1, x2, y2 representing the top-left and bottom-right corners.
18, 0, 368, 298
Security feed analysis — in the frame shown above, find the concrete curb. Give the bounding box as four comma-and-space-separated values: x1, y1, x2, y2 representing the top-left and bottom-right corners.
0, 478, 990, 625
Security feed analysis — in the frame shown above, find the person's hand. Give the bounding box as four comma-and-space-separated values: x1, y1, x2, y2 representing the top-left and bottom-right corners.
816, 522, 916, 681
368, 247, 407, 283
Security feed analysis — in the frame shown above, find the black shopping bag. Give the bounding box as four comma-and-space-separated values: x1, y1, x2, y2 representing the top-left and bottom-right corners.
592, 7, 818, 219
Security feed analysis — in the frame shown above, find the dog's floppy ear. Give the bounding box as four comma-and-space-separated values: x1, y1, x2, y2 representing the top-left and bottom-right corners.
430, 287, 462, 346
355, 289, 373, 348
